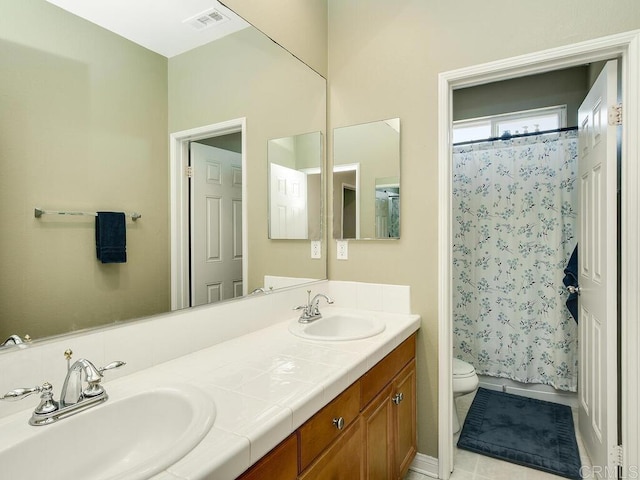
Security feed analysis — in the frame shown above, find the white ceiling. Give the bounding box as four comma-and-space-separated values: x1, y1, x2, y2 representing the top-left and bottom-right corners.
45, 0, 250, 58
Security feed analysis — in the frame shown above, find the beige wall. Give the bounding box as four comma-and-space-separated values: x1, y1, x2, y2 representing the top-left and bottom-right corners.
327, 0, 640, 457
198, 132, 242, 153
0, 0, 169, 339
168, 27, 326, 291
453, 66, 590, 126
223, 0, 328, 77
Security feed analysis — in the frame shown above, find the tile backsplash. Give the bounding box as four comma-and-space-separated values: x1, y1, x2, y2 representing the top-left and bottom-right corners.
0, 280, 410, 419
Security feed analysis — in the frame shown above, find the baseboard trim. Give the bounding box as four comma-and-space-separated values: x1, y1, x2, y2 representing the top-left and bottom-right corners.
409, 452, 439, 478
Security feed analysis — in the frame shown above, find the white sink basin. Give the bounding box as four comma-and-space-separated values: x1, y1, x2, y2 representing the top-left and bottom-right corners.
289, 311, 385, 341
0, 384, 215, 480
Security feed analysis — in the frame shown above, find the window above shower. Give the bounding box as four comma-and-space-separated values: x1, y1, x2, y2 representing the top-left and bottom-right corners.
452, 105, 567, 144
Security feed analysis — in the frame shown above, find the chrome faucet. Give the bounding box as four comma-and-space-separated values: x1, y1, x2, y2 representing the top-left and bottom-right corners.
250, 287, 274, 295
60, 359, 123, 406
1, 334, 24, 346
294, 290, 334, 323
1, 334, 30, 347
0, 358, 125, 425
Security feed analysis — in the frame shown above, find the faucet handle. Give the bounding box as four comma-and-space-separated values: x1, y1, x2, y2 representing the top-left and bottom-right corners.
98, 360, 126, 374
294, 304, 312, 316
33, 382, 57, 415
82, 360, 125, 398
87, 360, 125, 395
1, 385, 43, 401
1, 383, 58, 416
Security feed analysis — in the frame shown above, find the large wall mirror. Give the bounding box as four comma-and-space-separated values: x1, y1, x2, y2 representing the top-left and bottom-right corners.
333, 118, 401, 240
268, 132, 323, 240
0, 0, 326, 344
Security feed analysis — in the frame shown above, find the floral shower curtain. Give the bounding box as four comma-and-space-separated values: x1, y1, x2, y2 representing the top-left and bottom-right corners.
452, 130, 578, 391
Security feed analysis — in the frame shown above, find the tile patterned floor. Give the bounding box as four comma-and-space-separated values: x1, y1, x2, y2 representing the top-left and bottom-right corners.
404, 390, 593, 480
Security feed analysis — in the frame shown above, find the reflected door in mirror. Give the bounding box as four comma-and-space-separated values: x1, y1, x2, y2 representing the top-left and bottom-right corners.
270, 163, 309, 239
191, 143, 243, 306
268, 132, 323, 240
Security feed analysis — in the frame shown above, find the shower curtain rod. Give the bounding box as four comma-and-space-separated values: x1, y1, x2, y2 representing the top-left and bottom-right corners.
453, 126, 578, 147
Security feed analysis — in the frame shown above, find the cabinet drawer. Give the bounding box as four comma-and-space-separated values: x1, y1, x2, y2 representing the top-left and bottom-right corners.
236, 434, 297, 480
299, 419, 363, 480
360, 334, 416, 409
298, 380, 361, 472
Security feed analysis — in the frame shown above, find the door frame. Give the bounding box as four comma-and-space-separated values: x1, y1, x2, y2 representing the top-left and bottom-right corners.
334, 163, 361, 238
341, 183, 357, 238
437, 31, 640, 479
169, 118, 247, 310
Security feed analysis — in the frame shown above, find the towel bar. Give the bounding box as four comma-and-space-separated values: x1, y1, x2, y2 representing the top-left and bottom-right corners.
34, 208, 141, 221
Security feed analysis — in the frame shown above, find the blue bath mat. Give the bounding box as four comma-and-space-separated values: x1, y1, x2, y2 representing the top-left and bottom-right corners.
457, 388, 582, 479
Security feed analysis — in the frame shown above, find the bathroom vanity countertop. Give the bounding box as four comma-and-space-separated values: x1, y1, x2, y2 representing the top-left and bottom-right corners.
2, 307, 420, 480
145, 307, 420, 480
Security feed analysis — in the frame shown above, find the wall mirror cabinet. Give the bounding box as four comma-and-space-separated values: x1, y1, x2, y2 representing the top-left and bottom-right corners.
333, 118, 401, 240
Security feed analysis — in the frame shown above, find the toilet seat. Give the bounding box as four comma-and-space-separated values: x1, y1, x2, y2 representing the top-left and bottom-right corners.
452, 358, 479, 433
453, 358, 476, 378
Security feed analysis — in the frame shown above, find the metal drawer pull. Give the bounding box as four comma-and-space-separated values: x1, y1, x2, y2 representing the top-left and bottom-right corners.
392, 392, 404, 405
332, 417, 345, 430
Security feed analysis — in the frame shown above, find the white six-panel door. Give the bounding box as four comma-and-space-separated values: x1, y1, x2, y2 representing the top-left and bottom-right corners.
269, 162, 308, 239
190, 142, 243, 306
577, 59, 619, 478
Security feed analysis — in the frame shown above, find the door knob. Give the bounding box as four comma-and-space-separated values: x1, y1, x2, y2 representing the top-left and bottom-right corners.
567, 285, 581, 295
332, 417, 345, 430
392, 392, 404, 405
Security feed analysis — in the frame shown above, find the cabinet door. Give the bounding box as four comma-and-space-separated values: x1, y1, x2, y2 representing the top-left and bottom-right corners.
236, 434, 297, 480
362, 385, 392, 480
392, 360, 417, 480
299, 419, 363, 480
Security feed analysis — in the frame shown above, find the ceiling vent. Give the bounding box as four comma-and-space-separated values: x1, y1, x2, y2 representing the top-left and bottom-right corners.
184, 8, 229, 31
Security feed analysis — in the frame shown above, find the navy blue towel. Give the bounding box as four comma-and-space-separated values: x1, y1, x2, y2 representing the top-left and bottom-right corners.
95, 212, 127, 263
563, 245, 578, 322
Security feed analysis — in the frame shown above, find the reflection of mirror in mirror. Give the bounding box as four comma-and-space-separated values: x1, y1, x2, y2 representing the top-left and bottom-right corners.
333, 118, 401, 240
0, 1, 326, 344
268, 132, 323, 240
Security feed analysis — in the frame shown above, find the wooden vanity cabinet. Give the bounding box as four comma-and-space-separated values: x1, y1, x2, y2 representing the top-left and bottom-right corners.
360, 337, 417, 480
391, 359, 417, 479
234, 334, 417, 480
236, 434, 298, 480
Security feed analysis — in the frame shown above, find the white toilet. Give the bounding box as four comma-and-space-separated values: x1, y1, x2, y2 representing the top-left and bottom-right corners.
452, 357, 479, 433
